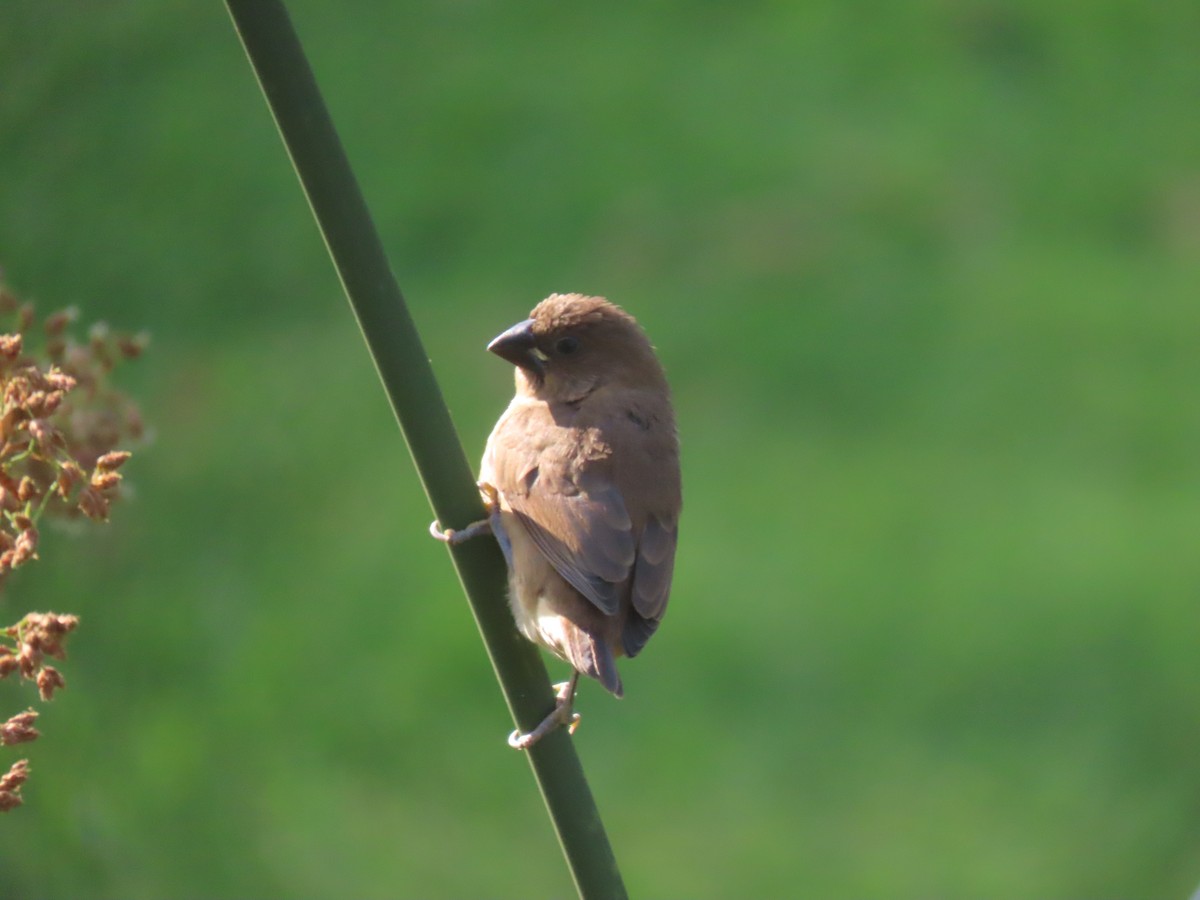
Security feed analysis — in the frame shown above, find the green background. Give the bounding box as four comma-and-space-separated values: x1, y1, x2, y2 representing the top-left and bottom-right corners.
3, 2, 1199, 896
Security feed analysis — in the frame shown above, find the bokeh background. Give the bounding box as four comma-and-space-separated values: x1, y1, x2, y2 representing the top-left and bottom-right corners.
3, 2, 1199, 896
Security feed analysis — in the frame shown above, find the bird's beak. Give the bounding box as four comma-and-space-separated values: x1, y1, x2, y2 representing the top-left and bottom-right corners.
487, 318, 546, 377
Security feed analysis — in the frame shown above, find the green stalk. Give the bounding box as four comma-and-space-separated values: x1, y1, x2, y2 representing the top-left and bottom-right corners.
223, 3, 627, 898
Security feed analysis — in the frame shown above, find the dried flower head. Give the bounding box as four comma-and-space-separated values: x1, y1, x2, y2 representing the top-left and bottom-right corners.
0, 335, 21, 361
0, 277, 147, 813
0, 283, 145, 585
0, 710, 38, 746
0, 757, 29, 790
0, 758, 30, 811
36, 667, 64, 701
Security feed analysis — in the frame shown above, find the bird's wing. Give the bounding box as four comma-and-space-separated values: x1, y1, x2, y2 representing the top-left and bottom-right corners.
630, 512, 676, 621
620, 512, 677, 657
487, 402, 678, 637
506, 470, 635, 617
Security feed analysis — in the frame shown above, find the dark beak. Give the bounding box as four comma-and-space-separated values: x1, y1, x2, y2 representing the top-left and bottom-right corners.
487, 318, 544, 376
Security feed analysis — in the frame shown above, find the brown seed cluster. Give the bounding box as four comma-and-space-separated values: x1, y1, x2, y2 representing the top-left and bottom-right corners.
0, 279, 146, 812
0, 612, 79, 700
0, 709, 38, 745
0, 284, 144, 586
0, 756, 30, 811
0, 610, 76, 817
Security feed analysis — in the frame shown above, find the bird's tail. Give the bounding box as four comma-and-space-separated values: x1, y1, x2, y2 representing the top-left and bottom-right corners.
564, 626, 624, 698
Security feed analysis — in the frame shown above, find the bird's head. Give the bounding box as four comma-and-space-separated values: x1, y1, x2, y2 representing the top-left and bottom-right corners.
488, 294, 667, 404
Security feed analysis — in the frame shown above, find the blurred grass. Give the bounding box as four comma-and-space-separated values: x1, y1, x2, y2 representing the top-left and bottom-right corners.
2, 1, 1199, 897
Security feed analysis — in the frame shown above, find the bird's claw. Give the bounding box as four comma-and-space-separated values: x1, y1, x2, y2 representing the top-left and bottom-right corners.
428, 516, 491, 545
508, 704, 581, 749
508, 677, 581, 749
553, 680, 582, 734
429, 482, 502, 545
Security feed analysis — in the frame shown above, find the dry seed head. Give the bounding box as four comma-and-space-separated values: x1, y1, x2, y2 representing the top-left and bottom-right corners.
0, 710, 38, 746
90, 471, 121, 491
23, 612, 76, 644
77, 487, 109, 521
43, 368, 75, 392
36, 666, 64, 701
27, 418, 57, 449
26, 389, 63, 418
16, 477, 35, 503
0, 759, 30, 791
0, 413, 21, 442
3, 379, 28, 407
44, 613, 78, 634
43, 307, 78, 336
96, 451, 132, 472
117, 332, 149, 359
24, 391, 46, 413
56, 462, 85, 498
0, 791, 23, 812
12, 528, 37, 566
17, 642, 38, 677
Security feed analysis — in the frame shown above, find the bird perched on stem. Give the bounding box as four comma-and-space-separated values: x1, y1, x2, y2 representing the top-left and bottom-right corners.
433, 293, 681, 749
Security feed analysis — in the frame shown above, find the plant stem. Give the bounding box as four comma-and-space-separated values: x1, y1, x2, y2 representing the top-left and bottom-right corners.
223, 3, 627, 897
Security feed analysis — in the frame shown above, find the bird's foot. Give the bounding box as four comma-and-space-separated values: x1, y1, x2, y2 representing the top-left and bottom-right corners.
428, 517, 491, 545
551, 679, 583, 735
508, 677, 581, 750
507, 704, 581, 750
429, 482, 501, 545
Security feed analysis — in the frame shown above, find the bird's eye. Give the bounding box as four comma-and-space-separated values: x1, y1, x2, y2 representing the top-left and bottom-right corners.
555, 336, 580, 355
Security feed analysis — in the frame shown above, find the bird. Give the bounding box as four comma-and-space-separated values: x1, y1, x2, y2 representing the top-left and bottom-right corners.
432, 293, 681, 749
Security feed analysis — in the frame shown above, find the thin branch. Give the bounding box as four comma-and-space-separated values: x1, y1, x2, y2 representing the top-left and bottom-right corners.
223, 3, 627, 897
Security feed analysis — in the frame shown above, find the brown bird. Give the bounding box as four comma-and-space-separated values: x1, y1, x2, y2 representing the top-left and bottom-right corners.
433, 293, 681, 749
